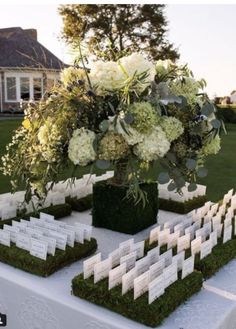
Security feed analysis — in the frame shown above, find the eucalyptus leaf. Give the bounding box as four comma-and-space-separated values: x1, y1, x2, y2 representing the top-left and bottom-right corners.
96, 159, 110, 170
175, 177, 186, 188
99, 120, 109, 132
211, 119, 221, 129
201, 103, 214, 117
167, 181, 177, 191
188, 182, 197, 192
178, 95, 188, 108
197, 167, 208, 178
124, 113, 134, 124
158, 172, 170, 184
186, 158, 197, 170
166, 152, 177, 163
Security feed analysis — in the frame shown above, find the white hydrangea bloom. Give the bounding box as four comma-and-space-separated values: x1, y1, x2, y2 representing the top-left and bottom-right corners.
134, 126, 170, 161
89, 61, 124, 95
119, 53, 155, 83
156, 59, 174, 76
38, 124, 49, 145
68, 128, 96, 166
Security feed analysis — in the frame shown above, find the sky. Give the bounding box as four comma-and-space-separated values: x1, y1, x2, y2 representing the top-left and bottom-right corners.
0, 3, 236, 97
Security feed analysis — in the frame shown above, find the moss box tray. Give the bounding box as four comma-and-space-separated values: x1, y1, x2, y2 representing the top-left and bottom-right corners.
158, 196, 207, 214
92, 181, 158, 234
72, 271, 202, 327
0, 238, 97, 277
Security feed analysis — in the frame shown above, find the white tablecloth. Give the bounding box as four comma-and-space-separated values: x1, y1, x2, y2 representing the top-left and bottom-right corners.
1, 210, 236, 329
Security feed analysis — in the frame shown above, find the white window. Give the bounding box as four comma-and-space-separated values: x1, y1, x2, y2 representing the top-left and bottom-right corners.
4, 72, 43, 102
6, 77, 17, 101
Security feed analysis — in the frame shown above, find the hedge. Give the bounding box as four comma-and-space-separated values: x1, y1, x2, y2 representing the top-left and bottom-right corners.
158, 195, 207, 214
216, 106, 236, 123
92, 181, 158, 234
72, 271, 202, 327
0, 203, 72, 229
66, 195, 92, 212
0, 238, 97, 277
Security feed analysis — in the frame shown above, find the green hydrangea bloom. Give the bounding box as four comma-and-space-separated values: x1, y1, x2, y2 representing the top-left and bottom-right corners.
200, 135, 221, 157
98, 131, 129, 161
128, 102, 159, 134
159, 116, 184, 142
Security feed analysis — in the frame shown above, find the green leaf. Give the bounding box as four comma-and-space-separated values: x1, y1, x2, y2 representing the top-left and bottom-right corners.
99, 120, 109, 132
175, 177, 186, 188
201, 103, 214, 117
166, 152, 177, 163
158, 172, 170, 184
96, 159, 110, 170
211, 119, 221, 129
178, 95, 188, 108
188, 182, 197, 192
197, 167, 208, 178
186, 158, 197, 170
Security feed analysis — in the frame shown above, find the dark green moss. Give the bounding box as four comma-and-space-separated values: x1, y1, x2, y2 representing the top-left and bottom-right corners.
158, 196, 207, 214
66, 195, 92, 212
0, 203, 72, 229
0, 238, 97, 277
92, 181, 158, 234
72, 271, 202, 327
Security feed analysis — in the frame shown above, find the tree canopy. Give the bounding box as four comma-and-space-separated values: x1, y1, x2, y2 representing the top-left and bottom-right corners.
59, 4, 179, 61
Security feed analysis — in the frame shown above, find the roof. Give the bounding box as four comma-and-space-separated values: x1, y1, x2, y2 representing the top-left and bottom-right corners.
0, 27, 65, 70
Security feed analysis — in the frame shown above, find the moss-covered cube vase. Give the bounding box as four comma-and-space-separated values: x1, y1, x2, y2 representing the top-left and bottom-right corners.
92, 181, 158, 234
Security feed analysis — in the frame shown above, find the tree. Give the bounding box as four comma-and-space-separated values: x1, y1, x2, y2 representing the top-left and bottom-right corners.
59, 4, 179, 61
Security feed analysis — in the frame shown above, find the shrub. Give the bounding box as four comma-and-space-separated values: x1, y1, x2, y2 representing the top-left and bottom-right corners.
66, 195, 92, 212
158, 196, 207, 214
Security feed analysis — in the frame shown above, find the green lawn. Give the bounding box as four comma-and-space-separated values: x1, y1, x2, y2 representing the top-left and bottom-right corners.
0, 119, 235, 202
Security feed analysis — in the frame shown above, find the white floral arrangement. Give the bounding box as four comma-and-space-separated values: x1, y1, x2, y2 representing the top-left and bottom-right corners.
1, 52, 222, 202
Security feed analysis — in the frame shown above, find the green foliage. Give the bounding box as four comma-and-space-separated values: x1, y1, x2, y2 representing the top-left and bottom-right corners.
216, 107, 236, 123
0, 203, 72, 228
58, 4, 179, 61
66, 195, 92, 212
158, 196, 206, 214
0, 239, 97, 277
72, 271, 202, 327
92, 181, 158, 234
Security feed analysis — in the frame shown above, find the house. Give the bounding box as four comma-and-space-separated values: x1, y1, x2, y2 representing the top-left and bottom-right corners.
230, 90, 236, 104
0, 27, 65, 112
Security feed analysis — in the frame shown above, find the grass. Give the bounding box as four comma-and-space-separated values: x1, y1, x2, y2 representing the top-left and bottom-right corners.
0, 119, 236, 202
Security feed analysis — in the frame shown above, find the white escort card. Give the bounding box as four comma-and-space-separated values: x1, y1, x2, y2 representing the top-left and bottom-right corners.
177, 233, 190, 253
185, 226, 195, 241
191, 236, 202, 255
1, 206, 17, 220
174, 223, 184, 236
149, 226, 161, 244
83, 253, 101, 279
3, 225, 19, 243
119, 238, 134, 257
215, 223, 223, 238
135, 255, 151, 276
94, 258, 112, 283
159, 249, 173, 267
40, 212, 54, 221
167, 231, 180, 249
147, 246, 160, 265
195, 227, 206, 242
108, 248, 121, 268
182, 255, 195, 279
16, 232, 31, 251
0, 229, 10, 247
131, 241, 145, 259
108, 263, 126, 290
148, 273, 165, 304
172, 251, 185, 271
224, 217, 232, 229
203, 222, 212, 237
223, 225, 232, 244
75, 223, 92, 241
212, 216, 221, 230
58, 228, 75, 247
149, 258, 165, 281
25, 227, 43, 239
158, 229, 170, 247
30, 238, 48, 260
122, 267, 137, 295
200, 240, 212, 260
163, 262, 178, 288
210, 231, 218, 247
38, 236, 56, 256
120, 251, 137, 271
45, 230, 67, 250
134, 270, 150, 300
192, 220, 201, 232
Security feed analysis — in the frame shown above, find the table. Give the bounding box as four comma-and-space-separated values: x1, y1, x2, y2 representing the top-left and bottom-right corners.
1, 210, 236, 329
